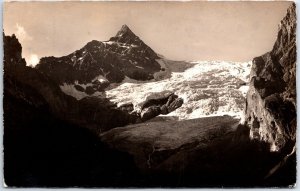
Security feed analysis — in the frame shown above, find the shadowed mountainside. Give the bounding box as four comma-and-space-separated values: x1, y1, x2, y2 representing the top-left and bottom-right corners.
3, 32, 184, 187
245, 3, 296, 153
3, 33, 142, 187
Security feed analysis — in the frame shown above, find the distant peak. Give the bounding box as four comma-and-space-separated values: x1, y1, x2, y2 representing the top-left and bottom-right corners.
109, 24, 139, 43
116, 24, 135, 37
120, 24, 130, 31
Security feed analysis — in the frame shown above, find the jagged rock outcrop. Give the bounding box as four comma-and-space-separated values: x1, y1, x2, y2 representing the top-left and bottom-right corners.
245, 3, 296, 152
139, 92, 183, 121
36, 25, 162, 96
120, 91, 184, 122
3, 33, 26, 68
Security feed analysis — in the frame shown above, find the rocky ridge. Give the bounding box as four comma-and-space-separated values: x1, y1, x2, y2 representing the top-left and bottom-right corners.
244, 3, 296, 152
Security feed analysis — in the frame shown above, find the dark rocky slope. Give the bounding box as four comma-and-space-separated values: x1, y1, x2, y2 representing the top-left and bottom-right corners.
36, 25, 162, 95
101, 116, 295, 187
3, 33, 142, 187
245, 3, 296, 153
4, 78, 141, 187
4, 60, 134, 134
3, 33, 182, 187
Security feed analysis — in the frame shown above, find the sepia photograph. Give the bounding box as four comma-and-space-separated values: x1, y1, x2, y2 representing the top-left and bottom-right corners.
3, 0, 297, 188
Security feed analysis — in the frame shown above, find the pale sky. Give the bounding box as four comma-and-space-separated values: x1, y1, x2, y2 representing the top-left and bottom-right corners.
3, 1, 293, 66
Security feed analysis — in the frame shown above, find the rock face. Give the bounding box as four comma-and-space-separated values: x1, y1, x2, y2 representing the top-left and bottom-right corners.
245, 3, 296, 152
3, 33, 26, 68
36, 25, 162, 96
139, 91, 183, 121
117, 91, 183, 123
140, 92, 183, 120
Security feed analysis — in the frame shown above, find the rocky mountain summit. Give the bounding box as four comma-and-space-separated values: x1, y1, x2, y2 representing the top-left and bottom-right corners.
36, 25, 162, 95
245, 3, 296, 153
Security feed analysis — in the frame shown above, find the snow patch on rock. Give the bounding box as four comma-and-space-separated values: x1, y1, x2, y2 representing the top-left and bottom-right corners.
94, 75, 108, 83
60, 80, 106, 100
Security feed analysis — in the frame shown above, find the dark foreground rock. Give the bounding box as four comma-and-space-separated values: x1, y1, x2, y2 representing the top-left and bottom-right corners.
245, 3, 296, 152
4, 86, 141, 187
101, 116, 240, 170
101, 116, 295, 187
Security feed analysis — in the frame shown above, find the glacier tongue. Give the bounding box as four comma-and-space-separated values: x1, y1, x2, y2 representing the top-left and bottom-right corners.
106, 60, 252, 120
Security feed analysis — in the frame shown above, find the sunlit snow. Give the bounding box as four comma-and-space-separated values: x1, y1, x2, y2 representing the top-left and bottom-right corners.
27, 54, 40, 67
106, 60, 252, 120
95, 75, 109, 83
60, 75, 108, 100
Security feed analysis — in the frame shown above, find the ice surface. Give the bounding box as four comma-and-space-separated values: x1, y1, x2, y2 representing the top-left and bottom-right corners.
106, 60, 252, 120
59, 59, 252, 120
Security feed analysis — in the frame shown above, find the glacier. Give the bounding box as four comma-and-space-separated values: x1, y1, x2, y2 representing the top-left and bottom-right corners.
106, 60, 252, 120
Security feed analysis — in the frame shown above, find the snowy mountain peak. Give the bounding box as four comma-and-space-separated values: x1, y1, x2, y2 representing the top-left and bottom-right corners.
36, 24, 161, 96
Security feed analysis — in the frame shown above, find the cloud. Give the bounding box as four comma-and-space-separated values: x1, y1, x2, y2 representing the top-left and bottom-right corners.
15, 23, 32, 41
27, 54, 40, 67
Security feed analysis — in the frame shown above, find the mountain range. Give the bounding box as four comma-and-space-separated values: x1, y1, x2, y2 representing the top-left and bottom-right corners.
3, 3, 297, 187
